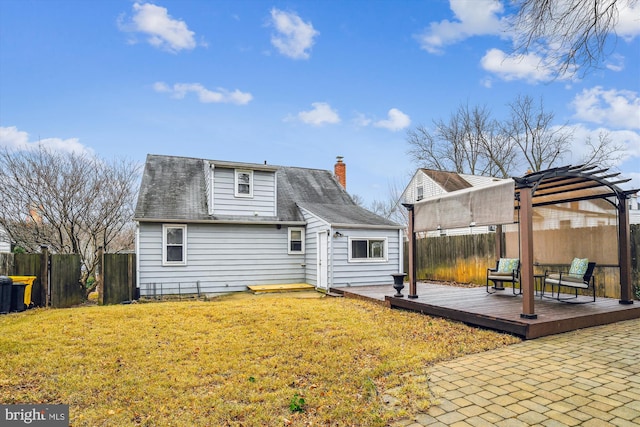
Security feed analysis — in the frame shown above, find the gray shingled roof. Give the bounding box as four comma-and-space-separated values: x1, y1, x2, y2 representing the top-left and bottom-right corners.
134, 155, 209, 221
135, 154, 401, 228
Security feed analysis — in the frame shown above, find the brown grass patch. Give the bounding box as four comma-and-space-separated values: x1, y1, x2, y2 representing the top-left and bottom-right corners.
0, 292, 520, 426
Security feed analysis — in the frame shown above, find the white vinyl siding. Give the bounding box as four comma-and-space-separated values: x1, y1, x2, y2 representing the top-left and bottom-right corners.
162, 224, 187, 266
138, 222, 305, 295
298, 206, 401, 288
331, 228, 401, 287
212, 168, 276, 216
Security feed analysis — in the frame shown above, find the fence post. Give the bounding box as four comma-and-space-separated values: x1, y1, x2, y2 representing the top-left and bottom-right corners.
96, 246, 104, 305
40, 246, 49, 307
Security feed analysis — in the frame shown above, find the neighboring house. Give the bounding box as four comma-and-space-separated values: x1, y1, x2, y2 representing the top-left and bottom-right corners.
0, 226, 10, 252
630, 193, 640, 225
134, 154, 404, 296
401, 169, 505, 236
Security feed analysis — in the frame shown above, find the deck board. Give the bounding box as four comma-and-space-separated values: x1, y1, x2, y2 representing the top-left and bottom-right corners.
335, 283, 640, 339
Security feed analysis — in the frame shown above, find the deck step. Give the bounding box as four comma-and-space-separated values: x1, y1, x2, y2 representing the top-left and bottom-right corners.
248, 283, 315, 293
325, 291, 344, 298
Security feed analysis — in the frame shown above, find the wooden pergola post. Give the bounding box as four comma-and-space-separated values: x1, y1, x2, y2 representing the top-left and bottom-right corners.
518, 187, 537, 319
403, 204, 418, 299
619, 199, 633, 304
495, 224, 503, 261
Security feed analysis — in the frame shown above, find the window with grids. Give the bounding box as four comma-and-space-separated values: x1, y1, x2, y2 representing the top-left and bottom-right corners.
235, 169, 253, 197
163, 224, 186, 265
288, 227, 304, 254
349, 237, 386, 262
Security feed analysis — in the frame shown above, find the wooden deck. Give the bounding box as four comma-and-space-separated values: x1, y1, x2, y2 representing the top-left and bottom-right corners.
333, 282, 640, 339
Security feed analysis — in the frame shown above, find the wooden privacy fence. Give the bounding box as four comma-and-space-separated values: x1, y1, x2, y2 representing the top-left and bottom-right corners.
100, 252, 137, 305
405, 224, 640, 299
0, 250, 137, 307
0, 248, 83, 308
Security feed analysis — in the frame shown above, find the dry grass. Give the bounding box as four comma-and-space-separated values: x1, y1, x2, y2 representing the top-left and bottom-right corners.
0, 292, 520, 426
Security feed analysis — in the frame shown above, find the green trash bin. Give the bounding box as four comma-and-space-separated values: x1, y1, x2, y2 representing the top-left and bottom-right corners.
10, 283, 27, 312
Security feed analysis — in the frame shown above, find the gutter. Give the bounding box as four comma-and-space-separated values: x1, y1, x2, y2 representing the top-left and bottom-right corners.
134, 218, 307, 226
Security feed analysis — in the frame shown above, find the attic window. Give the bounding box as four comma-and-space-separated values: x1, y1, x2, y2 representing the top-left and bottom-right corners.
235, 169, 253, 198
417, 186, 424, 201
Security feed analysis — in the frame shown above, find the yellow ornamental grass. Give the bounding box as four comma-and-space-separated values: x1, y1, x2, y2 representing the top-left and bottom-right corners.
0, 292, 520, 426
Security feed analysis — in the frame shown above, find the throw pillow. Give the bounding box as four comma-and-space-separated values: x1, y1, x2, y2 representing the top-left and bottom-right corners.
497, 258, 519, 273
568, 257, 589, 278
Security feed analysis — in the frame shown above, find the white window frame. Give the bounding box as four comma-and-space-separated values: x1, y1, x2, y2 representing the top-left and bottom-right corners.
162, 224, 187, 266
288, 227, 305, 254
348, 237, 387, 262
235, 169, 253, 198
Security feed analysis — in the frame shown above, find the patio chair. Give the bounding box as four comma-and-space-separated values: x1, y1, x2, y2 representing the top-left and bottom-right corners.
486, 258, 520, 295
544, 259, 596, 303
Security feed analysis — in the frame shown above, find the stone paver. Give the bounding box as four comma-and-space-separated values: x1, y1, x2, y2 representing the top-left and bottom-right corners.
388, 318, 640, 426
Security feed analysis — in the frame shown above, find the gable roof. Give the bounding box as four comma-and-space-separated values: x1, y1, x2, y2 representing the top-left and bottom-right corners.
422, 169, 472, 192
134, 154, 401, 228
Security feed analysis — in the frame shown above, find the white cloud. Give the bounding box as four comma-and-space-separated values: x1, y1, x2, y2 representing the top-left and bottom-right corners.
480, 48, 558, 83
571, 87, 640, 130
269, 8, 319, 59
565, 123, 640, 174
0, 126, 93, 155
605, 54, 625, 72
352, 112, 372, 127
293, 102, 340, 126
616, 0, 640, 41
154, 82, 253, 105
118, 2, 197, 53
373, 108, 411, 131
415, 0, 507, 54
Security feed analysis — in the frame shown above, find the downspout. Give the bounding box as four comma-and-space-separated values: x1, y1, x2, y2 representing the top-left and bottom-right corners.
135, 223, 140, 296
329, 228, 334, 290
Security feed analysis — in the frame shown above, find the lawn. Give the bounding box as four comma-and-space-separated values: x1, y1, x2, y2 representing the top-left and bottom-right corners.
0, 292, 520, 426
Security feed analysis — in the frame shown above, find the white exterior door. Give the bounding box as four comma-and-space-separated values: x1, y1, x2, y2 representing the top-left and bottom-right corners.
317, 231, 328, 289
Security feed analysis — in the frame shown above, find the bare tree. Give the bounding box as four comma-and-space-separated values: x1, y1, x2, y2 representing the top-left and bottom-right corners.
511, 0, 636, 78
368, 180, 409, 227
0, 145, 140, 292
502, 95, 573, 172
407, 103, 520, 177
580, 130, 626, 167
407, 104, 507, 176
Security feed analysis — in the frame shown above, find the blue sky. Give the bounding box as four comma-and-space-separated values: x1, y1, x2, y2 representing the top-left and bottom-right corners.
1, 0, 639, 204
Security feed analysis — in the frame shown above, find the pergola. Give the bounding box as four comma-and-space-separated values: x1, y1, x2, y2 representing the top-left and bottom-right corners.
405, 164, 638, 318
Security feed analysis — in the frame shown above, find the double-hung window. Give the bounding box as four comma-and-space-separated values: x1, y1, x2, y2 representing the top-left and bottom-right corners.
349, 237, 387, 262
163, 224, 187, 266
288, 227, 304, 254
235, 169, 253, 197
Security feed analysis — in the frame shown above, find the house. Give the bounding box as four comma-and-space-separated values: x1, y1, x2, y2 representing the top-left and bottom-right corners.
134, 154, 404, 296
0, 226, 10, 252
401, 168, 507, 236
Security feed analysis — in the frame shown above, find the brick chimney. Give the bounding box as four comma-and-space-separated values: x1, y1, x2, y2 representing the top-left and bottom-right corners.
334, 156, 346, 189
